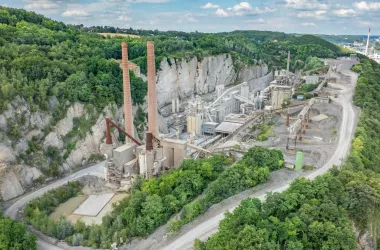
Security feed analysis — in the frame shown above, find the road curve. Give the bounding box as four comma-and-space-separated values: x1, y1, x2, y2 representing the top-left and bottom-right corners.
161, 66, 358, 250
4, 161, 105, 250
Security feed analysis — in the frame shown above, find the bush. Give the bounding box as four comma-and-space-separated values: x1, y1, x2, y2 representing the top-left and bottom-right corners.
0, 212, 37, 250
177, 147, 283, 228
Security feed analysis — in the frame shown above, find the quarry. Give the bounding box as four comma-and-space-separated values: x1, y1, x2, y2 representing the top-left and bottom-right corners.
33, 40, 358, 235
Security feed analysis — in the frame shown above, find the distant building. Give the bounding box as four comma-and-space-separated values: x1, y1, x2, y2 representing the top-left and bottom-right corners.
350, 54, 358, 60
305, 76, 319, 85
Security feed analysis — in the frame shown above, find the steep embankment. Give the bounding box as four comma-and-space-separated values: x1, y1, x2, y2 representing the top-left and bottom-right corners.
0, 54, 272, 201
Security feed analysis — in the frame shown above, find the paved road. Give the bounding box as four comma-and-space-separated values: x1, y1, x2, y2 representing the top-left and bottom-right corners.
4, 161, 105, 250
159, 63, 358, 250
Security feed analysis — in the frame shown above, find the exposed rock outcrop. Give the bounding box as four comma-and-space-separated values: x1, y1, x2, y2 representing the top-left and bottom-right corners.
43, 103, 84, 150
0, 171, 24, 201
0, 164, 42, 201
156, 54, 269, 109
0, 144, 16, 163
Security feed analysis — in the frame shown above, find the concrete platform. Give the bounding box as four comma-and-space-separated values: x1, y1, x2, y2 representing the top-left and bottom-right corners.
311, 114, 328, 122
73, 193, 114, 216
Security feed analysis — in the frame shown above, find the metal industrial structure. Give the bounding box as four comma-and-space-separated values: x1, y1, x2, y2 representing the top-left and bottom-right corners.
103, 42, 334, 187
104, 41, 187, 190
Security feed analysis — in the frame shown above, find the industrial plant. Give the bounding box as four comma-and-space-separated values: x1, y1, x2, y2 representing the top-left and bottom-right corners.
343, 28, 380, 63
102, 41, 349, 191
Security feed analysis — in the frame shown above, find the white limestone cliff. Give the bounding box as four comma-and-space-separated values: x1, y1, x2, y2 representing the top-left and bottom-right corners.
156, 54, 269, 108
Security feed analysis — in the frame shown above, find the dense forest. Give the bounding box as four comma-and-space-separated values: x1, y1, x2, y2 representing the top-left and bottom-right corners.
0, 212, 37, 249
195, 56, 380, 250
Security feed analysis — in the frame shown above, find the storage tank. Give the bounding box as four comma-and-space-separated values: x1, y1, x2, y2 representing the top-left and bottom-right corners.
295, 151, 304, 171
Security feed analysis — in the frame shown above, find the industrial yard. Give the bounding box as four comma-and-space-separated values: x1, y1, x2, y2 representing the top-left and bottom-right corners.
45, 44, 358, 230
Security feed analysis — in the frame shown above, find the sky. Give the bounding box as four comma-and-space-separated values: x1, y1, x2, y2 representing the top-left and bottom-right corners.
0, 0, 379, 35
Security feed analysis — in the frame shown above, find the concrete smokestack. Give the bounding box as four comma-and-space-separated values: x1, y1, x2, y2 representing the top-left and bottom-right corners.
122, 42, 134, 138
147, 41, 158, 136
365, 28, 370, 56
286, 51, 290, 79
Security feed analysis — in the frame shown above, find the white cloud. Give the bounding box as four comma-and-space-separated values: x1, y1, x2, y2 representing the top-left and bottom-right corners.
245, 18, 265, 23
24, 1, 61, 14
301, 22, 318, 27
333, 9, 356, 16
215, 8, 229, 17
359, 20, 373, 26
296, 10, 327, 19
354, 1, 380, 11
62, 9, 90, 17
285, 0, 328, 10
118, 15, 132, 21
215, 2, 275, 17
178, 13, 198, 23
136, 19, 159, 26
201, 3, 220, 9
315, 10, 326, 15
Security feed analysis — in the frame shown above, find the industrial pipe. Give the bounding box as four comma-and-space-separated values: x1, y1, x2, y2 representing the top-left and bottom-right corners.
105, 118, 142, 146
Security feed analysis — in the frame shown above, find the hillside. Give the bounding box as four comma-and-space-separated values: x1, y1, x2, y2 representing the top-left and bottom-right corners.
317, 34, 364, 44
0, 6, 348, 202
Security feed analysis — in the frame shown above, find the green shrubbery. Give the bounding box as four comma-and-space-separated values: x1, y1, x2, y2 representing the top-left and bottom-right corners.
23, 181, 83, 239
351, 63, 362, 73
195, 174, 357, 250
23, 155, 233, 248
174, 147, 283, 228
0, 212, 37, 250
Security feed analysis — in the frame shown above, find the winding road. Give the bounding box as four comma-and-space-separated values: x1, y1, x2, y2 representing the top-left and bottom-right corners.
3, 59, 358, 250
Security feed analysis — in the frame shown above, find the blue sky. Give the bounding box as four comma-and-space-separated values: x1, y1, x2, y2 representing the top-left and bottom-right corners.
1, 0, 379, 35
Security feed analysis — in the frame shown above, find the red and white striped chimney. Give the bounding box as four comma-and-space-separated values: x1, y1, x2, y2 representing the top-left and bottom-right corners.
121, 42, 134, 139
147, 41, 158, 136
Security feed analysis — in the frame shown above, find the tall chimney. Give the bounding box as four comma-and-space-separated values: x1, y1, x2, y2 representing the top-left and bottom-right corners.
286, 51, 290, 80
122, 42, 134, 138
147, 41, 158, 136
365, 28, 371, 56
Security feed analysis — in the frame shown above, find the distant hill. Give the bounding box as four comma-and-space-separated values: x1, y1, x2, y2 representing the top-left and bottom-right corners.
316, 34, 369, 44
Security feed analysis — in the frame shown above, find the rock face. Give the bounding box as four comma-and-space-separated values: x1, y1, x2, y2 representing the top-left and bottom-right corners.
156, 54, 269, 108
0, 171, 24, 201
0, 164, 42, 201
0, 53, 273, 201
66, 104, 124, 167
43, 103, 85, 150
356, 226, 376, 250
